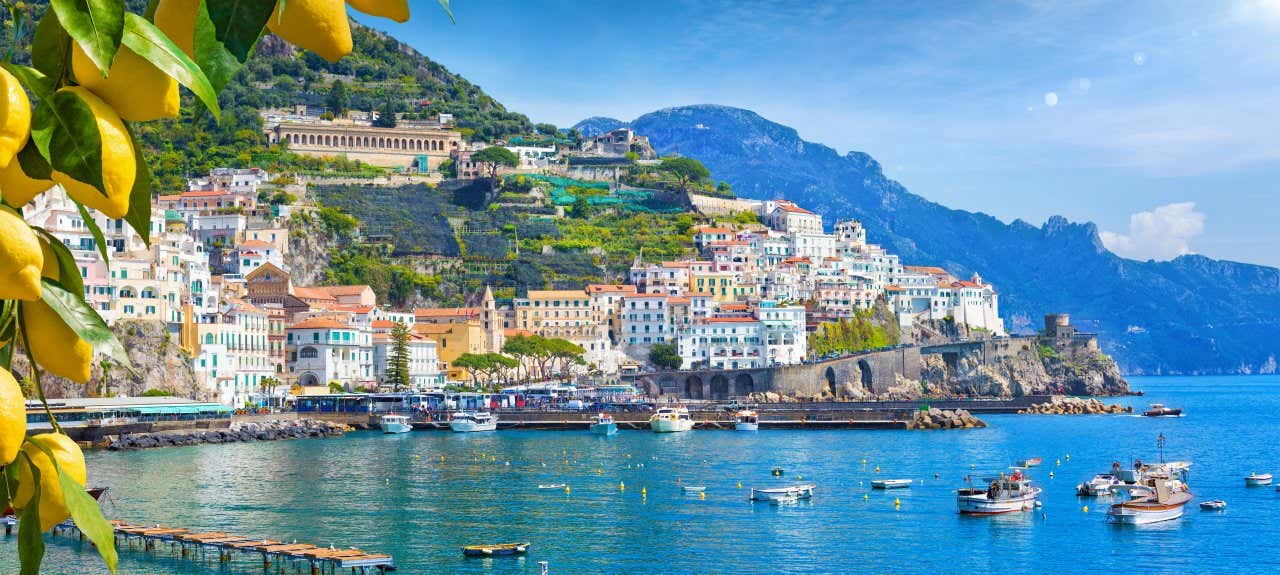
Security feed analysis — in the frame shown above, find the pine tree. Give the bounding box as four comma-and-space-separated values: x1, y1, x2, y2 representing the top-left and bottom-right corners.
389, 321, 412, 391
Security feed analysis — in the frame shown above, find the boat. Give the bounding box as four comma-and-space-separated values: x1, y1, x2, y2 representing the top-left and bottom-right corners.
379, 414, 412, 434
749, 483, 816, 502
682, 485, 706, 493
1115, 460, 1192, 484
1199, 500, 1227, 511
589, 413, 618, 436
1107, 480, 1193, 525
650, 406, 694, 433
1017, 457, 1043, 468
734, 410, 759, 431
956, 471, 1042, 515
769, 492, 802, 505
1245, 472, 1273, 486
1076, 474, 1122, 496
449, 411, 497, 432
871, 479, 913, 490
461, 542, 530, 557
537, 483, 566, 490
1142, 403, 1182, 417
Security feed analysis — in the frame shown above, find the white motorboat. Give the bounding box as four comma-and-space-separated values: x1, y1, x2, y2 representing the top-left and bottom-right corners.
379, 414, 412, 434
734, 410, 759, 431
956, 471, 1041, 515
681, 485, 706, 493
872, 479, 913, 490
750, 483, 816, 502
537, 483, 566, 490
1199, 500, 1226, 511
1244, 473, 1273, 486
1076, 474, 1122, 496
650, 407, 694, 433
449, 411, 497, 432
589, 413, 618, 436
1107, 480, 1193, 525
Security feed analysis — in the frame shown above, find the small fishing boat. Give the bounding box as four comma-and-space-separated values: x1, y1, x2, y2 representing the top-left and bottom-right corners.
750, 484, 816, 502
734, 410, 759, 431
956, 471, 1041, 515
650, 406, 694, 433
1244, 472, 1273, 486
1017, 457, 1043, 468
589, 413, 618, 436
379, 414, 412, 434
449, 411, 497, 432
537, 483, 566, 490
1107, 481, 1193, 525
1077, 474, 1122, 496
461, 542, 530, 557
1142, 404, 1182, 417
872, 479, 913, 490
1199, 500, 1227, 511
682, 485, 706, 493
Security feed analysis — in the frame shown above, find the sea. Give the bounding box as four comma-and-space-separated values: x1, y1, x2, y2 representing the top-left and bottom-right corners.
3, 375, 1279, 575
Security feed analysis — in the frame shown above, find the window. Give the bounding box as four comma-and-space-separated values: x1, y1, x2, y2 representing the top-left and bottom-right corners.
299, 347, 318, 359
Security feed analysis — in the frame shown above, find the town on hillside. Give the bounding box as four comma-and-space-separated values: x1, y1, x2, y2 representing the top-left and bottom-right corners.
25, 107, 1004, 408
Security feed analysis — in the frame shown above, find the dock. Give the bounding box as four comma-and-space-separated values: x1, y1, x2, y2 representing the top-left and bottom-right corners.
410, 418, 905, 431
44, 519, 395, 574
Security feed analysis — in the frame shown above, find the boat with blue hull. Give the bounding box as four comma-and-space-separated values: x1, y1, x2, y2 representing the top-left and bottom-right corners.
589, 413, 618, 435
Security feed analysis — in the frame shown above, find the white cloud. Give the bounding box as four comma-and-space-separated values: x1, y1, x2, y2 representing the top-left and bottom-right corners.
1043, 92, 1059, 107
1100, 202, 1206, 261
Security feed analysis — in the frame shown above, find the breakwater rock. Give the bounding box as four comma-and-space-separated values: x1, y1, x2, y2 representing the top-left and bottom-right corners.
1017, 396, 1130, 415
106, 419, 351, 450
906, 408, 986, 430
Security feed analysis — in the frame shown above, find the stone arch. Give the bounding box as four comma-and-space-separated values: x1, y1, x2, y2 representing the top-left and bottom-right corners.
299, 373, 319, 387
733, 373, 754, 396
299, 346, 319, 359
684, 375, 703, 400
825, 366, 838, 396
858, 359, 874, 392
308, 134, 315, 145
710, 374, 730, 399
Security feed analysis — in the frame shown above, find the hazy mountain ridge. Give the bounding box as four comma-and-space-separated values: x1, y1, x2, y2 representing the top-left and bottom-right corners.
577, 105, 1280, 374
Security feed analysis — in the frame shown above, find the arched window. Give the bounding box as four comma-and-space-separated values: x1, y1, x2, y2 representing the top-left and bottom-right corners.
299, 346, 319, 359
140, 288, 157, 299
204, 333, 214, 344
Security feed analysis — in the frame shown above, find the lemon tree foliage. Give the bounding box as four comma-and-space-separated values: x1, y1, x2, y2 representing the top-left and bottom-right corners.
0, 1, 441, 572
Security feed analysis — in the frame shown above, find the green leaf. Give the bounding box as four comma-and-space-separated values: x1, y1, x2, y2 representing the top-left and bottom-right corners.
438, 0, 455, 24
36, 278, 132, 370
17, 456, 44, 575
61, 468, 118, 574
50, 0, 126, 77
34, 228, 85, 298
30, 89, 107, 199
191, 0, 244, 92
0, 63, 55, 101
206, 0, 275, 62
15, 139, 54, 181
31, 9, 72, 81
75, 203, 112, 272
121, 12, 221, 119
122, 122, 152, 246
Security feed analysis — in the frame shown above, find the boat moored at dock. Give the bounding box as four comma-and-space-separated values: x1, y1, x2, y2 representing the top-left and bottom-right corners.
589, 413, 618, 435
734, 410, 759, 431
449, 411, 497, 432
650, 406, 694, 433
1076, 473, 1122, 496
956, 471, 1041, 515
378, 414, 412, 434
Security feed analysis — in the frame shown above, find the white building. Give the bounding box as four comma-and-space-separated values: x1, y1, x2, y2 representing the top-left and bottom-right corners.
194, 300, 273, 406
372, 330, 444, 390
285, 317, 375, 389
620, 293, 673, 352
675, 302, 807, 370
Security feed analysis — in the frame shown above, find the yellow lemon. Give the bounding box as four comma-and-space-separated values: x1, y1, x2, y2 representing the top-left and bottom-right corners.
50, 87, 136, 219
13, 433, 87, 532
268, 0, 353, 62
0, 66, 31, 169
0, 157, 56, 207
22, 298, 94, 384
153, 0, 198, 57
71, 36, 179, 121
0, 207, 43, 301
0, 369, 27, 466
346, 0, 409, 22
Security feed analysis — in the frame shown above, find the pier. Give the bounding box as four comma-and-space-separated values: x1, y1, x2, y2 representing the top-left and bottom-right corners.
44, 519, 396, 574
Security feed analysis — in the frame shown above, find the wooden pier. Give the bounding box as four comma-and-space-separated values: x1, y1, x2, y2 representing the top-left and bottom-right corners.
45, 519, 396, 574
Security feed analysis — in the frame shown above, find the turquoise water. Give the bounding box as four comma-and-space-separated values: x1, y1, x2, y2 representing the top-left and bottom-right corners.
5, 375, 1280, 574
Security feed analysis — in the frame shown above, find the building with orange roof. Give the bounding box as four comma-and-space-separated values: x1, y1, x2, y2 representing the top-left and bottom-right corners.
674, 300, 807, 370
286, 316, 375, 390
193, 300, 274, 406
629, 261, 690, 295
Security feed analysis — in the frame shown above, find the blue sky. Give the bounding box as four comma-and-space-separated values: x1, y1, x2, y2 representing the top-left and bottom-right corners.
363, 0, 1280, 266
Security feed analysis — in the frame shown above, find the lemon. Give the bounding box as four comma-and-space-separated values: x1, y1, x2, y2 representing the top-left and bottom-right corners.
71, 19, 180, 121
0, 156, 55, 207
268, 0, 353, 62
0, 369, 27, 466
346, 0, 409, 22
13, 433, 87, 532
153, 0, 198, 57
21, 299, 94, 384
0, 66, 31, 169
50, 87, 136, 219
0, 207, 43, 301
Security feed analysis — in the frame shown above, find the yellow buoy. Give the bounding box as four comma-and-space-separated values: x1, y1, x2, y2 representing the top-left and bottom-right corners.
414, 455, 420, 460
1065, 454, 1071, 460
564, 486, 571, 494
1056, 459, 1062, 466
641, 487, 647, 495
699, 492, 706, 500
861, 459, 867, 465
798, 474, 803, 480
1049, 471, 1055, 478
874, 466, 880, 473
737, 481, 742, 489
597, 469, 602, 475
619, 481, 626, 491
894, 498, 901, 508
1082, 505, 1088, 513
863, 493, 869, 500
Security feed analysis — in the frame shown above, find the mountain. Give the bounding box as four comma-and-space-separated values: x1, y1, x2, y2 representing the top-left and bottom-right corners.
573, 117, 626, 137
577, 105, 1280, 374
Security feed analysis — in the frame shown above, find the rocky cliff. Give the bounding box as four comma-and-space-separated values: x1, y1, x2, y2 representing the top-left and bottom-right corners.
918, 337, 1128, 398
13, 320, 206, 400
